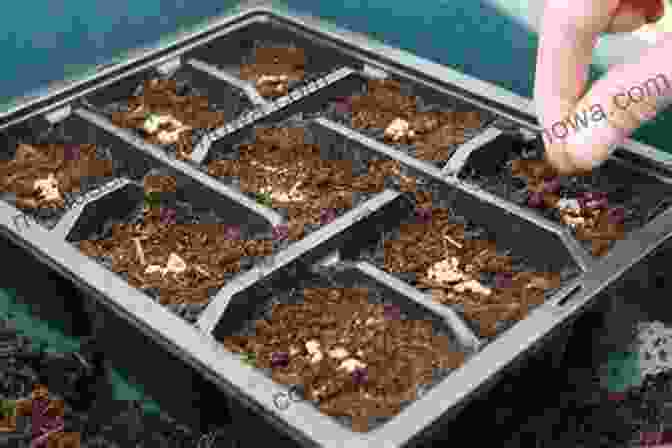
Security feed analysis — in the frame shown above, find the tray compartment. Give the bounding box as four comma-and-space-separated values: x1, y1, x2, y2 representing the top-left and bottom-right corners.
203, 113, 421, 247
457, 128, 672, 257
319, 73, 497, 169
0, 113, 123, 229
82, 60, 255, 159
203, 70, 498, 171
212, 263, 474, 434
58, 124, 275, 324
337, 179, 580, 341
184, 19, 362, 99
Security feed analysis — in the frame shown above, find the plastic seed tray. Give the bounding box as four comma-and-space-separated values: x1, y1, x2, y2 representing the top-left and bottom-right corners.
1, 3, 672, 447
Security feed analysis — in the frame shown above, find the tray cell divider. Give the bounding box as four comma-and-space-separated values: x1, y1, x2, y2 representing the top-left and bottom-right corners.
197, 188, 401, 335
447, 178, 595, 271
51, 177, 132, 240
191, 66, 357, 164
187, 58, 269, 106
74, 107, 284, 227
314, 117, 445, 180
441, 126, 504, 177
557, 230, 596, 273
354, 259, 481, 351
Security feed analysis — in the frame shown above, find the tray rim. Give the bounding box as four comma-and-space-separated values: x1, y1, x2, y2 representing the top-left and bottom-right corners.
0, 3, 671, 447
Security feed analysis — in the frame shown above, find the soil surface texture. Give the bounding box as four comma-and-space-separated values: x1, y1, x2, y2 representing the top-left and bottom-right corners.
221, 283, 466, 433
460, 134, 671, 257
325, 79, 487, 166
239, 46, 306, 98
107, 77, 247, 160
207, 123, 419, 243
0, 142, 114, 225
357, 184, 568, 339
76, 174, 273, 323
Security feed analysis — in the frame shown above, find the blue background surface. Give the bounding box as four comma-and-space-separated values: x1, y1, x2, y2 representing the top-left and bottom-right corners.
0, 0, 538, 103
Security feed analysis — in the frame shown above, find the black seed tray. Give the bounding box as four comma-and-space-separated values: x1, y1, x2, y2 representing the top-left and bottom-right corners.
0, 5, 670, 448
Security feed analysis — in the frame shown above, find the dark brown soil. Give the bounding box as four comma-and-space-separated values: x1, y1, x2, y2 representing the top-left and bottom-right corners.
109, 79, 227, 160
76, 174, 273, 307
221, 286, 466, 432
358, 187, 564, 339
206, 126, 418, 241
510, 158, 626, 257
327, 79, 485, 164
239, 46, 306, 98
0, 142, 113, 210
459, 133, 672, 258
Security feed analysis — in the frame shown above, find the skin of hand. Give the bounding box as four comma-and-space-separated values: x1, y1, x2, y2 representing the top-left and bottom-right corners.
534, 0, 668, 174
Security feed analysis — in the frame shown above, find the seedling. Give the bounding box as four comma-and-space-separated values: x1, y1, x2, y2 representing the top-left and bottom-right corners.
224, 225, 241, 240
352, 367, 369, 385
160, 207, 177, 225
272, 224, 289, 241
144, 191, 162, 209
0, 399, 15, 418
271, 352, 290, 368
143, 114, 162, 133
255, 191, 273, 207
320, 208, 337, 225
241, 352, 257, 366
63, 144, 80, 162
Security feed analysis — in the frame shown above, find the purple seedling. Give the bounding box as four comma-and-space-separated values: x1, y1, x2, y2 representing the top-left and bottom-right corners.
383, 304, 401, 321
578, 191, 608, 209
607, 207, 626, 225
224, 225, 241, 240
542, 178, 561, 194
527, 191, 544, 208
334, 96, 352, 115
159, 207, 177, 225
415, 207, 433, 224
63, 144, 80, 162
352, 367, 369, 385
586, 198, 609, 209
270, 352, 290, 369
494, 272, 514, 289
272, 224, 289, 241
320, 208, 337, 226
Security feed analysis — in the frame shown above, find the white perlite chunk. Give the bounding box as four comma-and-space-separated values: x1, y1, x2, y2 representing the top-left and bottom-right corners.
143, 114, 191, 144
636, 321, 672, 378
305, 340, 323, 364
34, 174, 61, 202
256, 74, 289, 86
556, 198, 581, 212
454, 279, 492, 296
384, 118, 410, 141
260, 181, 305, 203
338, 358, 367, 373
144, 253, 187, 276
165, 253, 187, 274
427, 257, 464, 284
328, 347, 349, 360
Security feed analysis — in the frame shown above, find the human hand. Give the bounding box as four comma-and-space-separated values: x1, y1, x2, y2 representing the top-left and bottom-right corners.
534, 0, 669, 174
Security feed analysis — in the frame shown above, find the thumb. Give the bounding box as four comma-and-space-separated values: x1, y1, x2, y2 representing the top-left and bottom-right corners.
557, 35, 672, 172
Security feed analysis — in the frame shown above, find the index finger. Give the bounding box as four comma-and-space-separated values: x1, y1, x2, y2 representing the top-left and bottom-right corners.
534, 0, 602, 140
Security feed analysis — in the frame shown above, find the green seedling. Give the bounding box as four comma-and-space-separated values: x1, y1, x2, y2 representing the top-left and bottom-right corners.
241, 352, 257, 366
255, 191, 273, 207
0, 399, 15, 418
143, 114, 162, 133
143, 191, 162, 209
